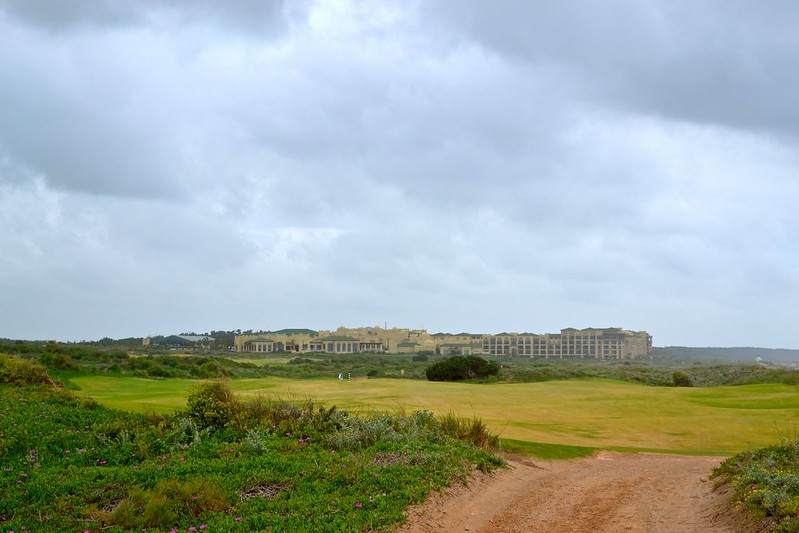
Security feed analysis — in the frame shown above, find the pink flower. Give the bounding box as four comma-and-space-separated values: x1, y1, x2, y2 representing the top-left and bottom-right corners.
200, 526, 207, 530
355, 503, 363, 509
189, 528, 196, 532
235, 517, 242, 521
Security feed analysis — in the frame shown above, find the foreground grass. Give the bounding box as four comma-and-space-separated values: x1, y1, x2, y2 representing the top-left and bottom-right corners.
1, 357, 503, 532
714, 441, 799, 531
71, 376, 799, 455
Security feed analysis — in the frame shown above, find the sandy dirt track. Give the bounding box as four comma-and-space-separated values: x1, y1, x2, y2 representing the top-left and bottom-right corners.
397, 452, 772, 533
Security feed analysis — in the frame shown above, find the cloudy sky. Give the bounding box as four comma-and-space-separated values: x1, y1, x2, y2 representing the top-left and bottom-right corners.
1, 0, 798, 347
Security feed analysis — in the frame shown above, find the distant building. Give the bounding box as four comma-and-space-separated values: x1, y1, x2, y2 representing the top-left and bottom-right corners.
235, 326, 652, 359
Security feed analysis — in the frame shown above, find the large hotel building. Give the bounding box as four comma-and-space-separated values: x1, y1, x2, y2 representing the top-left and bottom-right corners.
234, 326, 652, 360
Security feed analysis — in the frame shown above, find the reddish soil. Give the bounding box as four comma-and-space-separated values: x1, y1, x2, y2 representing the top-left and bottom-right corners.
397, 452, 772, 533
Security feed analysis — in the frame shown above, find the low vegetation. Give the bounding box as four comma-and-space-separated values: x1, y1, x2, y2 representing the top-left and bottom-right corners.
714, 440, 799, 531
425, 355, 500, 382
5, 341, 799, 390
0, 355, 503, 532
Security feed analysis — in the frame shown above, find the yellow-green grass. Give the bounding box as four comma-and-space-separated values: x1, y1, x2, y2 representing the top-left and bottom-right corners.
69, 376, 799, 456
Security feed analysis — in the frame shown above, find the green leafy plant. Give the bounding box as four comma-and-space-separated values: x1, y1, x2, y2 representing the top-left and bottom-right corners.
713, 440, 799, 531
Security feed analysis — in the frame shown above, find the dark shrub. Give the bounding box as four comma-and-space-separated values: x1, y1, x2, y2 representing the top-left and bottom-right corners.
672, 370, 694, 387
426, 356, 500, 382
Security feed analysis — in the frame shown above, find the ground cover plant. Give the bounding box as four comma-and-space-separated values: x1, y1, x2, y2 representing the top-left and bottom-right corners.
0, 355, 503, 532
713, 440, 799, 531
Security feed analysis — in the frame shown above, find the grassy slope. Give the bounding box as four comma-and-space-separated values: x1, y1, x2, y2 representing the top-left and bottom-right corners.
0, 379, 503, 533
70, 376, 799, 456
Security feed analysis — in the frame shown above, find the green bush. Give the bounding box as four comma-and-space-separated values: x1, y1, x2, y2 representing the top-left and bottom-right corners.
0, 353, 53, 386
186, 381, 238, 429
672, 370, 694, 387
426, 355, 500, 382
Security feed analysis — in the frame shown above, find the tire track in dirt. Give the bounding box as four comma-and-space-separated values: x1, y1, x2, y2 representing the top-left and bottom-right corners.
397, 452, 771, 533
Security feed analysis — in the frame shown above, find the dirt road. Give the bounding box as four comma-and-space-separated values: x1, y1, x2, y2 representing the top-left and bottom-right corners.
398, 452, 771, 533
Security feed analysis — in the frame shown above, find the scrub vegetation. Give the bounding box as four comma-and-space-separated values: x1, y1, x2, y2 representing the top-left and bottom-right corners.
0, 354, 503, 532
4, 341, 799, 389
714, 440, 799, 531
425, 355, 500, 382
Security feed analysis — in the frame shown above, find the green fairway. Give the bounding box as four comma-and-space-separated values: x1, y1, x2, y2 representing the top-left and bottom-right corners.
69, 376, 799, 455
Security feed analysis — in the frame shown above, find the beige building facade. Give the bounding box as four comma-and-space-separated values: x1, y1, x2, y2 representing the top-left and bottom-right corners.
235, 326, 652, 359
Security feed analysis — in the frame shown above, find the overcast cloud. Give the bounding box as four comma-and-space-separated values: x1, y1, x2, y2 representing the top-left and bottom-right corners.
1, 0, 798, 347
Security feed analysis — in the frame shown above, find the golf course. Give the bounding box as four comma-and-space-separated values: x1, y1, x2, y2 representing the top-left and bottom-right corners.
69, 375, 799, 456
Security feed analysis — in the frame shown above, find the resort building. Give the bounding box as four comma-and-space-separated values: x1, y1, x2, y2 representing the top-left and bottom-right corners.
235, 326, 652, 359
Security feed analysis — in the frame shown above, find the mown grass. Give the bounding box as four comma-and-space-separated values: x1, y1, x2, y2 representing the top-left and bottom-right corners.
70, 376, 799, 456
501, 439, 597, 460
1, 355, 503, 532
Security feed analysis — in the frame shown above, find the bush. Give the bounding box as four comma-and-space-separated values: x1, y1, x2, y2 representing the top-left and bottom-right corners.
186, 381, 238, 429
672, 371, 694, 387
713, 440, 799, 531
426, 356, 500, 382
0, 353, 54, 386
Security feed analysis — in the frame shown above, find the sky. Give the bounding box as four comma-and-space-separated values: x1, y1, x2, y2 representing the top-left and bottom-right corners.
1, 1, 798, 347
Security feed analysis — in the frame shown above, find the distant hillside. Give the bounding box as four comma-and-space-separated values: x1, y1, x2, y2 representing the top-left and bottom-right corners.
654, 346, 799, 363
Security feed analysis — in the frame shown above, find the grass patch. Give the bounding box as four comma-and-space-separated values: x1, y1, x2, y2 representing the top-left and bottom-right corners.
501, 439, 596, 460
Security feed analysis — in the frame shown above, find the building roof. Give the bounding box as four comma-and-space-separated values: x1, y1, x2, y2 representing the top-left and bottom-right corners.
318, 335, 358, 342
176, 335, 214, 342
273, 328, 319, 336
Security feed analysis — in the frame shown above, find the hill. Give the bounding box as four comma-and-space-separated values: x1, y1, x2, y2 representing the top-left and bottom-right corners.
654, 346, 799, 363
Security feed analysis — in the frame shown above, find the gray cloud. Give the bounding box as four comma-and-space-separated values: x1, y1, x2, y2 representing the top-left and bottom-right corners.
425, 0, 799, 136
0, 0, 292, 34
0, 1, 798, 347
